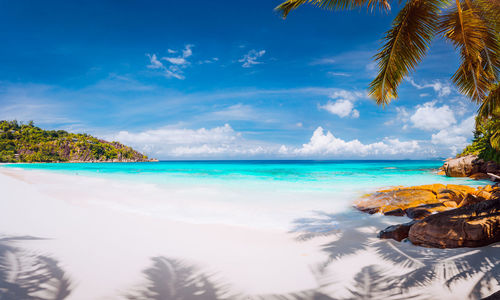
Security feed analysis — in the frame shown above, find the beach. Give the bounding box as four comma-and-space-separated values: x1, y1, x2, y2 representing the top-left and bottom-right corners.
0, 162, 499, 299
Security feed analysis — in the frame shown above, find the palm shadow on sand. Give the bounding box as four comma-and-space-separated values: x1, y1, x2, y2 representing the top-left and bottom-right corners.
291, 209, 500, 300
125, 209, 499, 300
126, 256, 335, 300
0, 235, 72, 300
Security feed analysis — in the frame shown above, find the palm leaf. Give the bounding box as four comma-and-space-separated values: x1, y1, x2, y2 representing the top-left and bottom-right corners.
368, 0, 441, 105
275, 0, 391, 19
478, 83, 500, 119
440, 2, 498, 101
490, 118, 500, 151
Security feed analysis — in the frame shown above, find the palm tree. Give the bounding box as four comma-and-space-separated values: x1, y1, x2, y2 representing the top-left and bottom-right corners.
275, 0, 499, 106
477, 83, 500, 150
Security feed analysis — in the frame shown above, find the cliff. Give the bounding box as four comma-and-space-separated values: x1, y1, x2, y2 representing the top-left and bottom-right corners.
0, 120, 155, 163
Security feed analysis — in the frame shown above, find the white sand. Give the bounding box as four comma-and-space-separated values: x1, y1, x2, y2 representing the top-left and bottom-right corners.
0, 168, 329, 299
0, 167, 498, 300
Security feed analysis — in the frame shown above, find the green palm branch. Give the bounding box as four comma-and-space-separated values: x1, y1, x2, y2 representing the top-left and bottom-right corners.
275, 0, 500, 106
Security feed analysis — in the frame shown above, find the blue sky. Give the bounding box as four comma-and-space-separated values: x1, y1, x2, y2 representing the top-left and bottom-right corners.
0, 0, 478, 159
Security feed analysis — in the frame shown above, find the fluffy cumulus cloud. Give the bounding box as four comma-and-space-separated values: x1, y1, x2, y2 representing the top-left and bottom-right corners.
109, 124, 280, 158
146, 45, 194, 79
109, 124, 429, 159
431, 115, 475, 155
239, 49, 266, 68
294, 127, 421, 156
319, 89, 363, 118
410, 101, 456, 131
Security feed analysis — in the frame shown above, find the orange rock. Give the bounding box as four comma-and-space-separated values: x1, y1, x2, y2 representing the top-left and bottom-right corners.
471, 190, 492, 200
409, 199, 500, 248
442, 200, 458, 208
411, 184, 446, 194
354, 188, 437, 213
446, 184, 477, 194
469, 173, 491, 180
483, 185, 493, 193
437, 190, 465, 205
460, 193, 488, 207
437, 171, 446, 175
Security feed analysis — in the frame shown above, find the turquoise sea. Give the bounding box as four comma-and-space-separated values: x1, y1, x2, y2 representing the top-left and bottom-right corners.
2, 160, 492, 226
2, 160, 490, 191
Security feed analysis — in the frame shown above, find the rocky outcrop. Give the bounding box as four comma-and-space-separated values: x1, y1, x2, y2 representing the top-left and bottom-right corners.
378, 221, 417, 242
357, 183, 500, 247
354, 184, 496, 218
405, 203, 445, 220
408, 199, 500, 248
443, 155, 483, 177
442, 155, 499, 179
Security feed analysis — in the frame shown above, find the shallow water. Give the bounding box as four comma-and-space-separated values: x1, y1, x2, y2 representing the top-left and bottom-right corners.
2, 160, 490, 191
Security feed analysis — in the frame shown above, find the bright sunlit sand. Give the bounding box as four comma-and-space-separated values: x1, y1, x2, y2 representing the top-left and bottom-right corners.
1, 164, 498, 299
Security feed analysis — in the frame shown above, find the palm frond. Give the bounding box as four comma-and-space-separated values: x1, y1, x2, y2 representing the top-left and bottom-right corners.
440, 2, 498, 101
490, 118, 500, 151
275, 0, 391, 19
368, 0, 441, 105
478, 83, 500, 119
473, 0, 500, 32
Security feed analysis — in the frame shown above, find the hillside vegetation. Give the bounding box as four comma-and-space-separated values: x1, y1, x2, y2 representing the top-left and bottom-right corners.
460, 117, 500, 163
0, 120, 151, 163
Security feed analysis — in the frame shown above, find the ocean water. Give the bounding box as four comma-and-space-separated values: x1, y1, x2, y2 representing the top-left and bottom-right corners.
2, 160, 492, 228
2, 160, 490, 191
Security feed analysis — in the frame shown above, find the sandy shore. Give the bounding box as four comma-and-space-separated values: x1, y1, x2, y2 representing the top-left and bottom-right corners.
0, 167, 499, 299
0, 168, 330, 299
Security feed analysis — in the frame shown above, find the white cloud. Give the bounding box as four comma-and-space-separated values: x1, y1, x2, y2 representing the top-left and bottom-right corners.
109, 124, 280, 158
384, 106, 410, 126
319, 89, 364, 118
320, 100, 358, 118
327, 72, 350, 77
106, 121, 475, 159
146, 45, 194, 80
294, 127, 421, 156
109, 125, 423, 159
366, 62, 376, 71
146, 54, 163, 69
410, 101, 456, 131
330, 90, 363, 101
431, 115, 475, 154
310, 57, 336, 65
198, 57, 219, 64
408, 78, 452, 97
239, 49, 266, 68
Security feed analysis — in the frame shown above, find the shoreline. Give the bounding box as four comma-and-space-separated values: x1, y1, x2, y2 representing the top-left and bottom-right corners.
1, 166, 498, 299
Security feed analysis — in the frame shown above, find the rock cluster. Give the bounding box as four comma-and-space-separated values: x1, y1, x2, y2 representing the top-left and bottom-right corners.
442, 155, 499, 179
409, 199, 500, 248
354, 184, 497, 218
356, 184, 500, 248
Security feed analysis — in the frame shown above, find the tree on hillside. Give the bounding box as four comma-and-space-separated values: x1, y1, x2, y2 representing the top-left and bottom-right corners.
275, 0, 499, 106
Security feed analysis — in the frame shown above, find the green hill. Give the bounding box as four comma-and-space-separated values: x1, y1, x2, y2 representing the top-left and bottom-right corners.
0, 120, 153, 163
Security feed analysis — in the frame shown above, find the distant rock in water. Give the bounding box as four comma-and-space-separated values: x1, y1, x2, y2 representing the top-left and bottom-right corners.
442, 155, 499, 179
0, 120, 155, 163
443, 155, 483, 177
